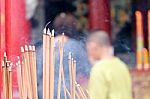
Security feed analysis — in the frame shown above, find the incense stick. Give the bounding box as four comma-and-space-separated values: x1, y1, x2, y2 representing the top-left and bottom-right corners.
32, 46, 38, 99
71, 58, 76, 99
24, 45, 33, 99
57, 41, 63, 99
21, 47, 28, 98
2, 60, 7, 99
43, 28, 47, 99
65, 86, 71, 98
3, 53, 9, 99
45, 29, 50, 99
8, 63, 12, 99
61, 66, 67, 99
76, 83, 85, 99
16, 61, 23, 99
68, 52, 73, 98
78, 84, 88, 99
29, 45, 38, 99
57, 33, 67, 99
50, 29, 55, 99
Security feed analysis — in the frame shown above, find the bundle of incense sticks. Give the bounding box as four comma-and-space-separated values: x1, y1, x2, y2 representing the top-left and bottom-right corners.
1, 53, 12, 99
16, 45, 38, 99
42, 28, 89, 99
43, 28, 55, 99
1, 28, 89, 99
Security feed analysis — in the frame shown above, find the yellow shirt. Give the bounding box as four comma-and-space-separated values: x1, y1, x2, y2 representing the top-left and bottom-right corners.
89, 57, 132, 99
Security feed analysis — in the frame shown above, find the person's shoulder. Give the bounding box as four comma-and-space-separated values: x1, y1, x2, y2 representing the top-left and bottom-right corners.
92, 61, 106, 72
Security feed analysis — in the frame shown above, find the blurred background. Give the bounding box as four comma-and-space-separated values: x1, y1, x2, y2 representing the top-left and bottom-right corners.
30, 0, 150, 67
1, 0, 150, 99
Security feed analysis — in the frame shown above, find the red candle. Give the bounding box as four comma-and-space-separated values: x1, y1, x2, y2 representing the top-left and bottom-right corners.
135, 11, 144, 70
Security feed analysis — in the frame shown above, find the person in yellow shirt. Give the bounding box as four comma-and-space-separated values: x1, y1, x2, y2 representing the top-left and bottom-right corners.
86, 30, 132, 99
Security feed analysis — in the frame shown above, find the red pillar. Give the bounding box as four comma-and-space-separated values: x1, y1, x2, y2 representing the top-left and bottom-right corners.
89, 0, 111, 36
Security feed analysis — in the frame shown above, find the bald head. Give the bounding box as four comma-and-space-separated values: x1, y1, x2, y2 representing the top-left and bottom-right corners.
86, 30, 113, 63
87, 30, 111, 47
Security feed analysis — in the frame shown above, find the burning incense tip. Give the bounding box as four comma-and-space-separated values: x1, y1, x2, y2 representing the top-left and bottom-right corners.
71, 58, 74, 61
21, 46, 25, 52
76, 84, 80, 87
6, 61, 11, 67
62, 32, 64, 36
17, 56, 21, 64
4, 52, 7, 57
25, 45, 28, 51
8, 65, 12, 71
75, 82, 78, 85
43, 28, 47, 34
32, 46, 36, 51
29, 45, 32, 51
51, 29, 55, 37
17, 56, 20, 60
47, 28, 51, 36
68, 52, 72, 60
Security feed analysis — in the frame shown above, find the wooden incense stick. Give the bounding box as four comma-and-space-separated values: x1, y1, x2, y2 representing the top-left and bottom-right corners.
57, 33, 67, 99
29, 45, 38, 99
61, 51, 67, 99
57, 41, 63, 99
43, 28, 47, 99
48, 29, 52, 99
49, 29, 55, 99
3, 53, 9, 99
65, 86, 71, 98
2, 60, 7, 99
71, 58, 75, 99
32, 46, 38, 99
68, 52, 73, 98
71, 58, 76, 99
75, 90, 81, 99
28, 45, 35, 98
61, 66, 67, 99
76, 83, 85, 99
78, 85, 88, 99
16, 60, 23, 99
6, 61, 10, 98
21, 47, 28, 98
45, 29, 50, 99
8, 63, 12, 99
24, 45, 33, 99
